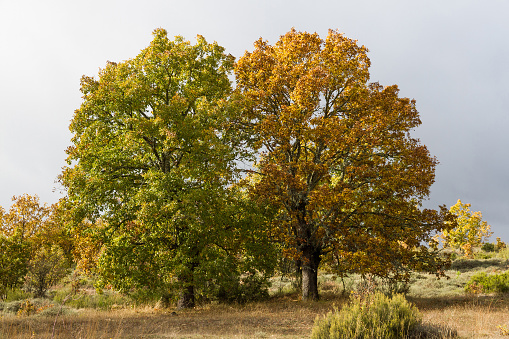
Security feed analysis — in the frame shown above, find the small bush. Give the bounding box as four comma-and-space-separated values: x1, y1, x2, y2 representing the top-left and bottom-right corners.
450, 258, 505, 271
496, 248, 509, 260
465, 271, 509, 294
53, 290, 129, 310
311, 292, 421, 339
36, 304, 74, 317
1, 288, 31, 302
481, 243, 495, 252
215, 273, 270, 304
17, 299, 38, 316
496, 237, 507, 251
474, 252, 493, 260
3, 300, 23, 314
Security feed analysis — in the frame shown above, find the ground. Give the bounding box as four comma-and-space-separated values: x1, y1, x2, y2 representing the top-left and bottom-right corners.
1, 254, 509, 338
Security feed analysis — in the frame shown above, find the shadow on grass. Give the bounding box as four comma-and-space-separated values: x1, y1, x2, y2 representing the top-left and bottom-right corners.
408, 293, 509, 311
450, 258, 509, 272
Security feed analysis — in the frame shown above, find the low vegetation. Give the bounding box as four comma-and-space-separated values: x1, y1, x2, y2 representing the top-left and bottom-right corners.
311, 293, 422, 339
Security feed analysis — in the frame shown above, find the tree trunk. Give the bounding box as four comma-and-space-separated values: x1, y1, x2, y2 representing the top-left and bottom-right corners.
301, 246, 321, 301
177, 256, 198, 309
177, 282, 195, 309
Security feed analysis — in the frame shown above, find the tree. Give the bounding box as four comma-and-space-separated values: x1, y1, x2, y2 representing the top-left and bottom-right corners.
61, 29, 269, 307
0, 194, 49, 241
0, 194, 69, 296
0, 234, 30, 296
235, 29, 453, 300
24, 245, 68, 298
0, 195, 48, 295
438, 199, 492, 257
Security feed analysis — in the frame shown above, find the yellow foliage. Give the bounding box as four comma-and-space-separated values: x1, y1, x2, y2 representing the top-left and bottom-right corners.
438, 199, 493, 256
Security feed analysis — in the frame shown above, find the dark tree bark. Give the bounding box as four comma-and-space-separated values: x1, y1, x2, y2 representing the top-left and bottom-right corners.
177, 282, 195, 309
177, 254, 198, 309
301, 245, 321, 301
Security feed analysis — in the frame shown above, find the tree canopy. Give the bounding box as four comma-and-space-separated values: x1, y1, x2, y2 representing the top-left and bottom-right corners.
235, 29, 454, 300
437, 199, 492, 256
61, 29, 275, 307
59, 27, 455, 305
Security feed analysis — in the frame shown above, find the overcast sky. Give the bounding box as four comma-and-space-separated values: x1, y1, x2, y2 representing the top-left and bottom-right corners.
1, 0, 507, 242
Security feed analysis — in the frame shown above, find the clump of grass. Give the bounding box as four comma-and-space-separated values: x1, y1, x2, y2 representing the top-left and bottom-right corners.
52, 288, 131, 310
1, 297, 58, 317
311, 292, 422, 339
2, 300, 23, 314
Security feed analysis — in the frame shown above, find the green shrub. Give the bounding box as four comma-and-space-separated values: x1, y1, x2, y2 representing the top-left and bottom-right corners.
311, 292, 421, 339
36, 304, 75, 317
53, 289, 129, 310
465, 271, 509, 294
481, 243, 495, 252
495, 248, 509, 260
3, 300, 23, 314
474, 252, 493, 259
0, 235, 30, 295
214, 272, 270, 304
1, 288, 31, 302
450, 258, 505, 271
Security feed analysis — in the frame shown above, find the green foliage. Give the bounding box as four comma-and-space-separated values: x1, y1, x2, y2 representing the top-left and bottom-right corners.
2, 300, 23, 313
465, 271, 509, 294
311, 292, 421, 339
60, 28, 278, 307
481, 242, 495, 252
209, 270, 270, 304
1, 288, 31, 302
0, 195, 71, 299
0, 235, 30, 296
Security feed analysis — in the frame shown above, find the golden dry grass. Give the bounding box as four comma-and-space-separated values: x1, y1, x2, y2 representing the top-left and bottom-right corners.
0, 293, 341, 339
413, 295, 509, 338
2, 293, 509, 338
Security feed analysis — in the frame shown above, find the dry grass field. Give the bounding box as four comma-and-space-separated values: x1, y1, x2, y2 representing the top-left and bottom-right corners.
1, 294, 331, 339
2, 293, 509, 338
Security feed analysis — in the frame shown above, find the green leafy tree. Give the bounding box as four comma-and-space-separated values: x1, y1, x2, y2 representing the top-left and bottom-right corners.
0, 194, 50, 296
438, 199, 492, 257
235, 29, 454, 300
61, 29, 272, 307
0, 235, 30, 297
0, 195, 72, 299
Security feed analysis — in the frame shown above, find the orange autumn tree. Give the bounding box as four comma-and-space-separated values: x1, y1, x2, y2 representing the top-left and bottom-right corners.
235, 29, 454, 301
